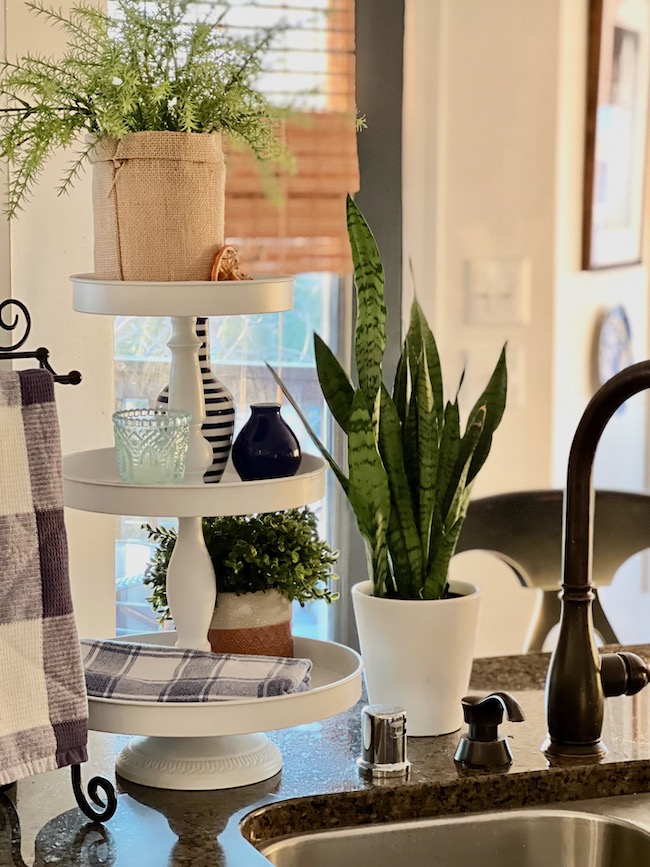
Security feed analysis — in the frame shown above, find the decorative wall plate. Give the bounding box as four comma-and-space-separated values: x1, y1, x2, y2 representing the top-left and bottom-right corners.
595, 305, 633, 386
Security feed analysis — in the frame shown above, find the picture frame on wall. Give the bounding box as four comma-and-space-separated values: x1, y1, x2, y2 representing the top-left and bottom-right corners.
582, 0, 650, 270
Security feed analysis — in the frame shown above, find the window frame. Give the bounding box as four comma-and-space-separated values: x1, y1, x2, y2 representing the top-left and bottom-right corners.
330, 0, 404, 649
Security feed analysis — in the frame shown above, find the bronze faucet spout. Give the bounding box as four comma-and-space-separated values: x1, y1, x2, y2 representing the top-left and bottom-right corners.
545, 362, 650, 758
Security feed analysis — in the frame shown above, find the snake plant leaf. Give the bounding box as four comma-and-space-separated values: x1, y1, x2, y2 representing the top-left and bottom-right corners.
379, 384, 422, 584
402, 368, 420, 523
314, 332, 354, 435
423, 515, 466, 600
455, 368, 466, 402
347, 389, 391, 594
417, 346, 439, 564
466, 345, 507, 484
405, 305, 422, 391
434, 400, 461, 528
265, 361, 349, 493
446, 405, 486, 528
440, 373, 499, 521
412, 298, 444, 431
393, 343, 408, 424
346, 194, 387, 416
386, 508, 415, 598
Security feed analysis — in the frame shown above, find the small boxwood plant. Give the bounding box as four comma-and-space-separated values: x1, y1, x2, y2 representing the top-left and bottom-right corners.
144, 507, 339, 625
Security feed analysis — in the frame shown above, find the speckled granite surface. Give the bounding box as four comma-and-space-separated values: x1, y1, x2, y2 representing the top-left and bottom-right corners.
3, 644, 650, 866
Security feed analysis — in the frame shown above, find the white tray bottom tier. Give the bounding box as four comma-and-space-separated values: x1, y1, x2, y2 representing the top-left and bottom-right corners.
88, 635, 362, 790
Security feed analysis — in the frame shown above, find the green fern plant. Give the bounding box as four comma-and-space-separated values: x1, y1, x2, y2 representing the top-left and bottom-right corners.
0, 0, 289, 216
269, 196, 507, 600
144, 508, 339, 625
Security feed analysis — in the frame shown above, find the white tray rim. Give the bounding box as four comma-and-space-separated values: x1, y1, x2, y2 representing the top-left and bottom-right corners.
63, 450, 326, 517
70, 272, 294, 317
71, 272, 294, 288
64, 449, 324, 490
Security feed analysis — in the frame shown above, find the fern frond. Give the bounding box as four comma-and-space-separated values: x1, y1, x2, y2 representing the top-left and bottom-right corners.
0, 0, 291, 215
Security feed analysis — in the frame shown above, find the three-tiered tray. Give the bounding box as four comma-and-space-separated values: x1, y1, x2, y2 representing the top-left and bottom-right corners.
63, 274, 362, 790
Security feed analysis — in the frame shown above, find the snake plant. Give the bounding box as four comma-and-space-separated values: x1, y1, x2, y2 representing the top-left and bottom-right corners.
268, 196, 507, 600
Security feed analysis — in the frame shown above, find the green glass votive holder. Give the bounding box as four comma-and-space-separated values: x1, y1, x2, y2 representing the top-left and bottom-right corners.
113, 409, 191, 484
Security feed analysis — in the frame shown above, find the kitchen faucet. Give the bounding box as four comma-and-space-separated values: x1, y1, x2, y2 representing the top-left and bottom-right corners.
545, 361, 650, 758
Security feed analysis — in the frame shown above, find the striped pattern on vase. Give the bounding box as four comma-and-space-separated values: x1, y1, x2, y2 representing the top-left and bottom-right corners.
157, 317, 235, 483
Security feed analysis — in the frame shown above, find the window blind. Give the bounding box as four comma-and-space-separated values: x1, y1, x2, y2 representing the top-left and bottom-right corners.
223, 0, 359, 275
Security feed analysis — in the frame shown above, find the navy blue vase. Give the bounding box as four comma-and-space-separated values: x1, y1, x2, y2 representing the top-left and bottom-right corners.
232, 403, 301, 481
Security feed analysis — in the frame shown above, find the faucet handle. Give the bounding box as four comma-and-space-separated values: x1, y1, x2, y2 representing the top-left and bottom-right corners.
601, 652, 649, 697
455, 692, 525, 769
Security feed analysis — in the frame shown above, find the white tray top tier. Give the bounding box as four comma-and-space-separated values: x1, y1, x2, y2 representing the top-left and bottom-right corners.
87, 635, 363, 738
71, 274, 294, 317
63, 449, 327, 517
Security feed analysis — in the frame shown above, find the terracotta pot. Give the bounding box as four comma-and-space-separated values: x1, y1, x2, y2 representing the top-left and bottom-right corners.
208, 589, 293, 657
352, 579, 481, 736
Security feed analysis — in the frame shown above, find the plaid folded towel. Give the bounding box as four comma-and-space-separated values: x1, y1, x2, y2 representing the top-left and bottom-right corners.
0, 370, 88, 787
80, 639, 312, 702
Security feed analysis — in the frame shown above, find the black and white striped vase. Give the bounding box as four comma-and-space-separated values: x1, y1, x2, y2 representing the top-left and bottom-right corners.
157, 317, 235, 484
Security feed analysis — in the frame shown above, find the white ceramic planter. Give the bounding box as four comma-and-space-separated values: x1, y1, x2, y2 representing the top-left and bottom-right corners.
351, 580, 481, 736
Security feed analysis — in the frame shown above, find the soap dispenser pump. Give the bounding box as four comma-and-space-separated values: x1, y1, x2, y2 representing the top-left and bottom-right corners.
454, 692, 525, 769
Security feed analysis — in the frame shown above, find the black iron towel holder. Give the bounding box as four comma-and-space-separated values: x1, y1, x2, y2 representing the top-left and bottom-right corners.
0, 298, 116, 822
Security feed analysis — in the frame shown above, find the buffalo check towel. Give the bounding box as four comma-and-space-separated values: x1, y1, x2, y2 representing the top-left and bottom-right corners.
81, 639, 312, 701
0, 370, 88, 786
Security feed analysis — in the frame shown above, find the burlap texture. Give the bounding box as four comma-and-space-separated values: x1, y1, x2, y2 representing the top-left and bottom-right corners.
90, 132, 226, 281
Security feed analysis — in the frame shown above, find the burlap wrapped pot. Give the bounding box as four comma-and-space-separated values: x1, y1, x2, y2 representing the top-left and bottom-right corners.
89, 131, 226, 282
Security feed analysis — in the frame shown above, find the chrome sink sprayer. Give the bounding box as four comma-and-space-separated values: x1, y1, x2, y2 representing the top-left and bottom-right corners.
545, 362, 650, 758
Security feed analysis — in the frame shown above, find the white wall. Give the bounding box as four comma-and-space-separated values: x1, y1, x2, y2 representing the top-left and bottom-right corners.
553, 0, 648, 492
4, 0, 116, 636
404, 0, 650, 653
405, 0, 559, 496
405, 0, 648, 497
402, 0, 443, 328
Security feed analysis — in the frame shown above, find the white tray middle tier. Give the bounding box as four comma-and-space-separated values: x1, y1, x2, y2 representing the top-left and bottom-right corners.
63, 449, 327, 517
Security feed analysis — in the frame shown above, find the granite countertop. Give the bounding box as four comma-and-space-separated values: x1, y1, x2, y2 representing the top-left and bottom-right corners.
4, 644, 650, 866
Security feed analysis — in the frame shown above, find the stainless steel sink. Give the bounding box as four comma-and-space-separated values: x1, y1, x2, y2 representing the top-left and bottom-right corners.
256, 803, 650, 867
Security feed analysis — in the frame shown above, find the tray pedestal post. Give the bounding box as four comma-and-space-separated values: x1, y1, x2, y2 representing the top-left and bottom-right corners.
166, 516, 215, 651
167, 315, 212, 484
166, 315, 216, 650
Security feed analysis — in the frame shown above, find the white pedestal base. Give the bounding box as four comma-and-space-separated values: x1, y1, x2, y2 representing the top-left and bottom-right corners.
115, 733, 283, 790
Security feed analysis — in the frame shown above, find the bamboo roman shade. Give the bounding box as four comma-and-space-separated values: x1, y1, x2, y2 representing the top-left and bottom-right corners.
224, 0, 359, 275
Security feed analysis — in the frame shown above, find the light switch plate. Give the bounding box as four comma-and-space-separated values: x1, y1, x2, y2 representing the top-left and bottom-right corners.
464, 258, 531, 325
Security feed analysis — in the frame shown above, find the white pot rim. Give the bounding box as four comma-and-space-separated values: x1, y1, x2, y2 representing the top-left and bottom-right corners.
351, 579, 480, 603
